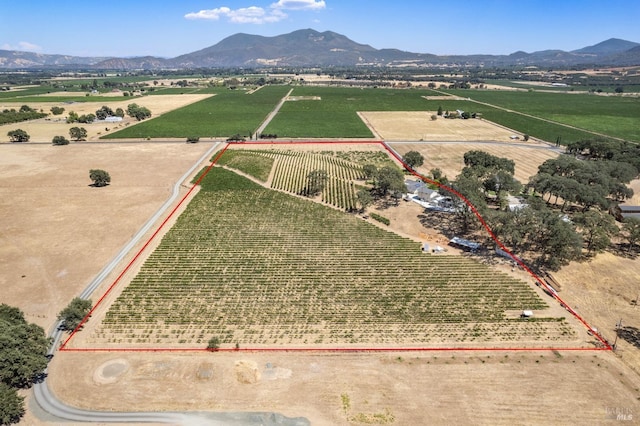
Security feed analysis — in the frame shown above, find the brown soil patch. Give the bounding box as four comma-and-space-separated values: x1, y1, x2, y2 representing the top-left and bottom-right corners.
0, 142, 216, 332
0, 94, 211, 142
234, 360, 261, 384
625, 179, 640, 205
360, 111, 525, 141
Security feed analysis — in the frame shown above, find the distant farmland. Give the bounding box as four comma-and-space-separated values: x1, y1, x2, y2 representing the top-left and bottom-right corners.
93, 84, 637, 143
103, 85, 291, 139
445, 89, 640, 143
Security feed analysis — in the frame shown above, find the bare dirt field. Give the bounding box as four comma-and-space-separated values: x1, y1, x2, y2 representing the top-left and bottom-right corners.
0, 94, 211, 142
0, 141, 215, 332
360, 111, 525, 142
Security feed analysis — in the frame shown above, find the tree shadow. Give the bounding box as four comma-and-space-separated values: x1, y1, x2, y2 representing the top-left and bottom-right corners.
617, 326, 640, 349
609, 243, 639, 260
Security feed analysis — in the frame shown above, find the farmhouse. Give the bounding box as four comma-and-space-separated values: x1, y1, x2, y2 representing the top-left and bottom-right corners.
403, 179, 456, 212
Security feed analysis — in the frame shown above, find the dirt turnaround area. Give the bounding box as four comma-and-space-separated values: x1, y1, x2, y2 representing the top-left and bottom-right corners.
48, 350, 640, 425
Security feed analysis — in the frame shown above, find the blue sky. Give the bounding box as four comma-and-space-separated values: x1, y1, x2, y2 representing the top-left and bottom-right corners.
1, 0, 639, 58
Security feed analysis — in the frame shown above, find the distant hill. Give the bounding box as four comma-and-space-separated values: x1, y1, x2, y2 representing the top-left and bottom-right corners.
0, 50, 109, 68
0, 29, 638, 69
572, 38, 640, 55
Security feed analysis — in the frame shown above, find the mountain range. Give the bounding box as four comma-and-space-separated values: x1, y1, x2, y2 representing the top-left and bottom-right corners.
1, 29, 638, 70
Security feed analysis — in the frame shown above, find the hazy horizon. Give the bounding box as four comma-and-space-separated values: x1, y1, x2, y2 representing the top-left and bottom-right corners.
1, 0, 638, 58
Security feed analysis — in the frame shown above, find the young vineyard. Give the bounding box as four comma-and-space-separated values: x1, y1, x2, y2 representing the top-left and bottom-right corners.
221, 148, 365, 210
89, 166, 577, 348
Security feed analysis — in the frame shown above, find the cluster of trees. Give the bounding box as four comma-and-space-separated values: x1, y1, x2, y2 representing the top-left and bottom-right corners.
95, 105, 124, 120
126, 103, 152, 121
0, 105, 46, 125
67, 104, 141, 124
442, 141, 640, 270
443, 150, 583, 270
52, 127, 87, 144
0, 304, 51, 425
66, 111, 95, 124
259, 133, 278, 139
528, 156, 636, 211
359, 163, 407, 207
566, 139, 640, 173
57, 297, 92, 331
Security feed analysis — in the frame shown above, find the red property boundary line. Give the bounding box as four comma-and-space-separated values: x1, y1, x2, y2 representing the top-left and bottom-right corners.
60, 139, 612, 353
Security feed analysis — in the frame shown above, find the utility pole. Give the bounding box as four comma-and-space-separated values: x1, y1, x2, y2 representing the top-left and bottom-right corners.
613, 319, 623, 350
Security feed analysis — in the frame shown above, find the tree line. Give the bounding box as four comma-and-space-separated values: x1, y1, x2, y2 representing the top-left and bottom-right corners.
0, 298, 92, 424
0, 105, 47, 125
437, 139, 640, 271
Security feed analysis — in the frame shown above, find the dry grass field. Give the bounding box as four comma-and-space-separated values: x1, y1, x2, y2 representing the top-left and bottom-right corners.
0, 94, 211, 142
360, 111, 524, 142
389, 141, 560, 183
0, 142, 214, 332
3, 103, 640, 425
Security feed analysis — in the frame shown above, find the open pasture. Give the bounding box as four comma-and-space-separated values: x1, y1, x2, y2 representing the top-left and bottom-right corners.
81, 162, 584, 349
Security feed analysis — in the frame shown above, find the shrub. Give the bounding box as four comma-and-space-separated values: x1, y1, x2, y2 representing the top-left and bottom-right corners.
370, 213, 390, 225
52, 136, 69, 146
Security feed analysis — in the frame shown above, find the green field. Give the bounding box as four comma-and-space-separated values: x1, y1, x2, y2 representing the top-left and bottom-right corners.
103, 86, 290, 139
4, 81, 634, 143
445, 89, 640, 142
91, 159, 578, 348
262, 86, 605, 142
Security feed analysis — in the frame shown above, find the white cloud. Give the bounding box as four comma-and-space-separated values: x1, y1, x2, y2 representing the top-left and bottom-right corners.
185, 6, 287, 23
184, 7, 231, 21
1, 41, 42, 52
271, 0, 326, 10
185, 1, 325, 24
